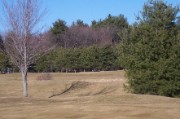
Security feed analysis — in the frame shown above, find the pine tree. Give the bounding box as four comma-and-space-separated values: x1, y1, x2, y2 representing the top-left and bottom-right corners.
120, 0, 180, 97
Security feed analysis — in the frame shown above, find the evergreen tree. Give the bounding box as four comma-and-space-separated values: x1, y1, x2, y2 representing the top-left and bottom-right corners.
0, 51, 9, 73
98, 45, 117, 71
120, 0, 180, 97
0, 35, 4, 51
51, 19, 67, 35
75, 19, 88, 27
50, 19, 68, 47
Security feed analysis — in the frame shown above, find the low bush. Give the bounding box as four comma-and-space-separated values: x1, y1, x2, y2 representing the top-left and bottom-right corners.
36, 73, 52, 81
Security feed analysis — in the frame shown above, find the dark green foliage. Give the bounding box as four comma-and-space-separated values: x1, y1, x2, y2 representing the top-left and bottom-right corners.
64, 48, 81, 71
119, 0, 180, 97
0, 35, 12, 73
0, 35, 4, 51
79, 46, 99, 71
98, 45, 117, 70
51, 19, 67, 35
92, 14, 128, 29
36, 45, 119, 72
0, 51, 10, 72
74, 19, 88, 27
50, 19, 68, 46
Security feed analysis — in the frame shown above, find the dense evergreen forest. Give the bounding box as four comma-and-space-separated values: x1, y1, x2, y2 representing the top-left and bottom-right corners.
0, 0, 180, 97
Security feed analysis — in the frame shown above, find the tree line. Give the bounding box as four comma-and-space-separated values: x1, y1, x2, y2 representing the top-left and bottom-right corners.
0, 12, 129, 73
35, 45, 121, 72
33, 14, 129, 72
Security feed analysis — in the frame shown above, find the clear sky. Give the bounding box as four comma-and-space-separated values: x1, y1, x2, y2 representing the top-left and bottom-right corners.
0, 0, 180, 32
41, 0, 179, 30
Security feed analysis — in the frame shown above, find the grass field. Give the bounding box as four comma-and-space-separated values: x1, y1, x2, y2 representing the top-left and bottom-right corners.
0, 71, 179, 119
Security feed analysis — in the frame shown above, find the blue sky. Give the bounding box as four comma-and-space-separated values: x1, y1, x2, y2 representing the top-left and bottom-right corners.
0, 0, 180, 32
41, 0, 180, 30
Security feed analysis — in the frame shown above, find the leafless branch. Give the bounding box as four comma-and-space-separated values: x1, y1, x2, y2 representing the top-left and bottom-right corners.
1, 0, 51, 97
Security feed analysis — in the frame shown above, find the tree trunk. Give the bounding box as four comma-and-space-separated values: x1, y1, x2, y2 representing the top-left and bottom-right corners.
66, 68, 68, 73
21, 70, 28, 97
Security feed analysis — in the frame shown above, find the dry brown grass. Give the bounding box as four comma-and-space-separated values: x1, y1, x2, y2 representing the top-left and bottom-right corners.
0, 71, 180, 119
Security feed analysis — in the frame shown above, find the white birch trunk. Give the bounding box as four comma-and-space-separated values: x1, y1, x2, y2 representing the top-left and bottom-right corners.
2, 0, 50, 97
21, 68, 28, 97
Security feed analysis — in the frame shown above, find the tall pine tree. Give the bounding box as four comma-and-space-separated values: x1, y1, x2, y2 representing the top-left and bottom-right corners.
120, 0, 180, 97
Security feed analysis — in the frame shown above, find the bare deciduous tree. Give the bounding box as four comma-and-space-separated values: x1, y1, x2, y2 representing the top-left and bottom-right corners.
59, 26, 113, 48
1, 0, 52, 97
